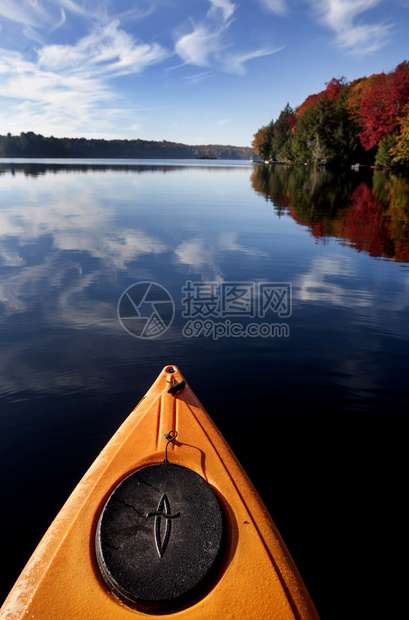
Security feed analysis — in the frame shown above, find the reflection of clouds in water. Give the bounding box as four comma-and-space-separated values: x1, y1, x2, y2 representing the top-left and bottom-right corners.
0, 236, 168, 320
0, 177, 267, 316
0, 249, 24, 268
219, 232, 267, 257
0, 188, 102, 239
175, 232, 266, 280
176, 239, 214, 269
0, 262, 45, 313
294, 255, 409, 397
52, 229, 168, 269
175, 239, 223, 281
0, 226, 168, 317
0, 177, 167, 270
295, 256, 374, 308
102, 232, 167, 270
295, 255, 409, 317
0, 176, 170, 316
0, 256, 105, 323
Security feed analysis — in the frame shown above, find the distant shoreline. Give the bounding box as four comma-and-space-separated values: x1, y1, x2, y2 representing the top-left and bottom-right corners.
0, 132, 254, 160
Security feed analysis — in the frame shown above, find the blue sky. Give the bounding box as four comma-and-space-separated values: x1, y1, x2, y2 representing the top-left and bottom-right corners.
0, 0, 408, 147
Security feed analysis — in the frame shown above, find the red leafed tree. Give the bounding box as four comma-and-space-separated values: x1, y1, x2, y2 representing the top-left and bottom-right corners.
296, 93, 323, 118
348, 62, 409, 151
296, 77, 346, 119
325, 77, 346, 102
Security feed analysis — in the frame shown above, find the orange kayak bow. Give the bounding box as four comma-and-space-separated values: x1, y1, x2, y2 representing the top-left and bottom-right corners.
0, 366, 319, 619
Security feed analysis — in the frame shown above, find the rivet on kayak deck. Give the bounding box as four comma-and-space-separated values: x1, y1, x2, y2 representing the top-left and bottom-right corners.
95, 463, 226, 612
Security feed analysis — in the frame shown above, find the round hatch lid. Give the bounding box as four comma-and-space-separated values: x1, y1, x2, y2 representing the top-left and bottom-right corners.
95, 463, 226, 612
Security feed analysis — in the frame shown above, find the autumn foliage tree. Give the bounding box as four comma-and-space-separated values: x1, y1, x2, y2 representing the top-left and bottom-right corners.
252, 124, 273, 160
346, 62, 409, 151
253, 61, 409, 168
296, 77, 345, 119
390, 103, 409, 167
291, 77, 358, 164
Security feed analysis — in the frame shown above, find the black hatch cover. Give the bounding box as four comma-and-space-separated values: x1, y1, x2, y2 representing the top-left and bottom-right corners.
95, 463, 226, 612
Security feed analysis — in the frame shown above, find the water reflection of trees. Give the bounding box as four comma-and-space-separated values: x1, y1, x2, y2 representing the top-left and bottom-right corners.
0, 162, 181, 177
251, 165, 409, 262
0, 162, 246, 178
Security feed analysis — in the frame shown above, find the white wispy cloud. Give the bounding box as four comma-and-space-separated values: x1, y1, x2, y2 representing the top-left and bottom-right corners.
0, 0, 49, 29
207, 0, 237, 22
258, 0, 289, 16
0, 0, 284, 139
0, 47, 112, 134
175, 22, 226, 68
222, 46, 282, 75
0, 10, 168, 137
49, 8, 66, 34
174, 1, 280, 74
309, 0, 393, 53
184, 70, 214, 85
38, 20, 167, 77
0, 0, 105, 41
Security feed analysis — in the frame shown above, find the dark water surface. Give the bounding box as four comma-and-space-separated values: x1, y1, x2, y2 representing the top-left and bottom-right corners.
1, 159, 408, 618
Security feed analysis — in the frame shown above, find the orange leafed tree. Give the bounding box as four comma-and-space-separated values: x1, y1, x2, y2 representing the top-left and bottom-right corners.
252, 125, 272, 160
390, 102, 409, 166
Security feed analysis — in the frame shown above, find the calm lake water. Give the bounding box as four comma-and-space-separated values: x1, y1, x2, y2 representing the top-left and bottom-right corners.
1, 159, 408, 618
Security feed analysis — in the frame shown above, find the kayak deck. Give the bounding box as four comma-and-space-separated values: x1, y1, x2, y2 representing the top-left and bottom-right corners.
0, 365, 319, 619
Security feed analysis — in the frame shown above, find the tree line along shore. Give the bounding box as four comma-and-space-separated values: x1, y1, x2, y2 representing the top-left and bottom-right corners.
0, 133, 253, 160
252, 61, 409, 169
